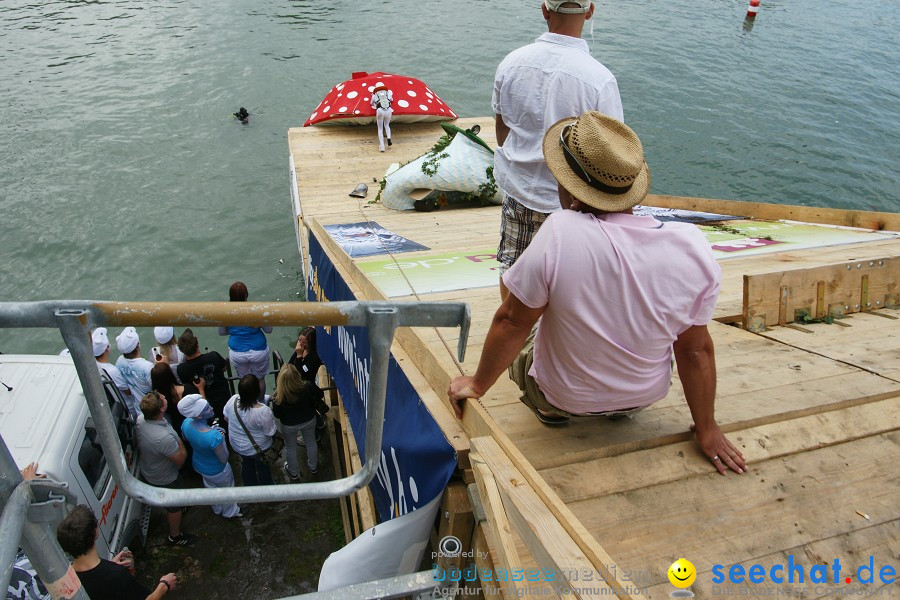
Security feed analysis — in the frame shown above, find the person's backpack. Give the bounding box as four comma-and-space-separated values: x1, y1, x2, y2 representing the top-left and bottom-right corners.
375, 90, 391, 110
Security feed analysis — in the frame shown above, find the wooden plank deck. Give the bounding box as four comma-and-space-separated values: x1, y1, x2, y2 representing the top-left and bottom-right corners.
288, 118, 900, 598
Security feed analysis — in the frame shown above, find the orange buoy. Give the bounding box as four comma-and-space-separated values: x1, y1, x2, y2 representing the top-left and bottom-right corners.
747, 0, 760, 17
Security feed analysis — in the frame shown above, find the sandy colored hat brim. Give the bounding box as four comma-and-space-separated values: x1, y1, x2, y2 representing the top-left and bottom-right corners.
543, 117, 650, 213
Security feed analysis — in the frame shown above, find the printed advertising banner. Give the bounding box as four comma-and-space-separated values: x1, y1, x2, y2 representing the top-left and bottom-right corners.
307, 234, 456, 522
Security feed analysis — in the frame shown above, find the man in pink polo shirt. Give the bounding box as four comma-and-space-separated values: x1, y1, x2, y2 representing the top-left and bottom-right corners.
448, 111, 746, 475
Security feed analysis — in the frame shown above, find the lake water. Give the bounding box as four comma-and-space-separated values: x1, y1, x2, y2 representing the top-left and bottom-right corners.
1, 0, 898, 353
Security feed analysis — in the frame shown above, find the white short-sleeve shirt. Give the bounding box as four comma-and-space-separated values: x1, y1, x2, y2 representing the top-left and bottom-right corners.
503, 211, 721, 414
224, 395, 277, 456
493, 33, 624, 213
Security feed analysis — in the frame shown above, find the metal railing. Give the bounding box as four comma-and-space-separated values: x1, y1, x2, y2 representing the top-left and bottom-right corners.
0, 299, 469, 598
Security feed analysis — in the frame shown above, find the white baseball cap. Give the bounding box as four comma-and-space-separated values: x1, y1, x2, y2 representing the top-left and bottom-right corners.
153, 326, 175, 344
116, 327, 140, 354
543, 0, 591, 13
177, 394, 211, 419
91, 327, 110, 357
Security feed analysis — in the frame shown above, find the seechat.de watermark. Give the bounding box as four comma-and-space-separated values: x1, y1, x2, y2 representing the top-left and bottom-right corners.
668, 556, 896, 598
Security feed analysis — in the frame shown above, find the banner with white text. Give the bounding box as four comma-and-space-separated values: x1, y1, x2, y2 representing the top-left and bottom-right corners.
307, 234, 456, 522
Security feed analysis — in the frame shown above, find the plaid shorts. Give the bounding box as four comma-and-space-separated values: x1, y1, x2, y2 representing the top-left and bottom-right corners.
497, 194, 550, 272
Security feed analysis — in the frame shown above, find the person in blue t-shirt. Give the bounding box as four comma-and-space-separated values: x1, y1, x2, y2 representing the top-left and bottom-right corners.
218, 281, 272, 402
177, 383, 242, 519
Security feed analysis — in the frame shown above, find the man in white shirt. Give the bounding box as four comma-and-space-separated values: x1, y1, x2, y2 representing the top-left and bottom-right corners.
92, 327, 131, 403
493, 0, 623, 298
114, 327, 154, 420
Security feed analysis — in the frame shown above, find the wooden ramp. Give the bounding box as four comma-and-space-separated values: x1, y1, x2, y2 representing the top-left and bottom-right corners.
288, 119, 900, 598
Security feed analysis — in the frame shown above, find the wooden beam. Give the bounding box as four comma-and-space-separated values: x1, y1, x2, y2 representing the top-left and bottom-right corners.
471, 452, 528, 600
343, 405, 377, 529
472, 524, 501, 600
742, 256, 900, 330
324, 377, 353, 544
337, 399, 361, 537
473, 437, 625, 600
646, 193, 900, 232
435, 482, 476, 575
542, 395, 900, 503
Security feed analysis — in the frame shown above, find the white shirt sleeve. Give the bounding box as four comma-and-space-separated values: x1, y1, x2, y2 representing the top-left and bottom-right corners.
260, 405, 277, 437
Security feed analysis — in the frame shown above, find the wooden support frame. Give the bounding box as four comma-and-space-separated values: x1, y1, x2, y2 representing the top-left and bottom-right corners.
435, 482, 476, 574
472, 437, 631, 600
471, 456, 527, 599
341, 398, 378, 530
742, 256, 900, 331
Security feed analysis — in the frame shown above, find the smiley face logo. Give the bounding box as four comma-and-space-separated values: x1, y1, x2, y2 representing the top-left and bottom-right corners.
668, 558, 697, 588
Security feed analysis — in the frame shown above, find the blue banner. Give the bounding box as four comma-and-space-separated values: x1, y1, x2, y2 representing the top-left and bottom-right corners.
307, 234, 456, 522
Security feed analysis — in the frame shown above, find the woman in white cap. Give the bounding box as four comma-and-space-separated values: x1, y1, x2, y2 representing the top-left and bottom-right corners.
177, 383, 242, 519
151, 326, 185, 382
370, 82, 393, 152
218, 281, 273, 402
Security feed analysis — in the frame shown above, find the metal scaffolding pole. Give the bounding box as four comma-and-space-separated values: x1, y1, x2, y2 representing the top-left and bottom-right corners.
0, 300, 468, 509
0, 436, 89, 600
0, 299, 469, 599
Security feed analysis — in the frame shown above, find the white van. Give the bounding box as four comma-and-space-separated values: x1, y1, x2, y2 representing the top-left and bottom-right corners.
0, 354, 148, 558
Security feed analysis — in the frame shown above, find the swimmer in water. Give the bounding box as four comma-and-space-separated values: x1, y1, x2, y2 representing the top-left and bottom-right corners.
233, 107, 249, 124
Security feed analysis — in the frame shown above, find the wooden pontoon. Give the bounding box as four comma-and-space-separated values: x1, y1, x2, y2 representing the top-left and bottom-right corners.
288, 118, 900, 599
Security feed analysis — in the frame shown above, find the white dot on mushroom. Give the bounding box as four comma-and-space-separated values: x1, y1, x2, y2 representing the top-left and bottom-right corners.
397, 99, 410, 108
346, 91, 358, 99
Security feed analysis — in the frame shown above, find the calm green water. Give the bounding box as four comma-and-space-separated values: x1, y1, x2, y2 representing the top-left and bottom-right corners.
1, 0, 898, 353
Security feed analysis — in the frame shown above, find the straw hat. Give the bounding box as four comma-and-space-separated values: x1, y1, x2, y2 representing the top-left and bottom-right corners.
542, 111, 650, 212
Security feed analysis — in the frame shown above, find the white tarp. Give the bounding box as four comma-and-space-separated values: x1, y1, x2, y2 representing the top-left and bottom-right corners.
316, 493, 442, 591
380, 133, 501, 210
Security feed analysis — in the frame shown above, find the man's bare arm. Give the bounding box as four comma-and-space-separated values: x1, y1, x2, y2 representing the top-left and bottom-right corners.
166, 437, 187, 468
448, 292, 544, 418
673, 324, 746, 475
495, 114, 510, 148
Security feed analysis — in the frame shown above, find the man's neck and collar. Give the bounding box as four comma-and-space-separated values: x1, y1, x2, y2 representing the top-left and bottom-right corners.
542, 3, 593, 39
72, 548, 102, 573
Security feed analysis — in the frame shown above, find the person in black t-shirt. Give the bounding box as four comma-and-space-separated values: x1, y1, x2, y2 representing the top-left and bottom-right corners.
176, 328, 230, 420
272, 363, 324, 481
57, 505, 176, 600
288, 327, 322, 385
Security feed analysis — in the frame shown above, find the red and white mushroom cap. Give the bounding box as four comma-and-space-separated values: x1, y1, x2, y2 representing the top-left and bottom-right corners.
303, 71, 458, 127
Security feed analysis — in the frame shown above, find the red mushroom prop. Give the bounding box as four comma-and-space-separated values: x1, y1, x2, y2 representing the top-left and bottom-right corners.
303, 71, 457, 127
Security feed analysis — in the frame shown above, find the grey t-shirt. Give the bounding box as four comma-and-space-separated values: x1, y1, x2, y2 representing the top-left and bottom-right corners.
136, 416, 180, 485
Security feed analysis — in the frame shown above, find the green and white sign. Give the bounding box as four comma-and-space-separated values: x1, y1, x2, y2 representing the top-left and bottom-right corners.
357, 248, 499, 297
